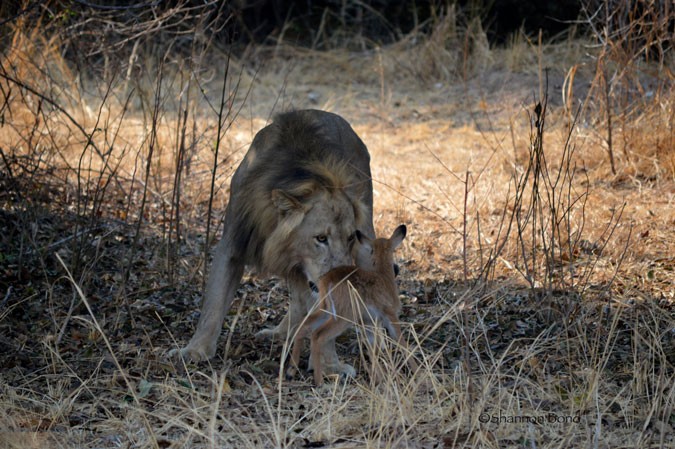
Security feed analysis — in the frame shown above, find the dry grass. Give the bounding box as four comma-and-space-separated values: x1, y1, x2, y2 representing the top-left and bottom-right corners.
1, 9, 674, 449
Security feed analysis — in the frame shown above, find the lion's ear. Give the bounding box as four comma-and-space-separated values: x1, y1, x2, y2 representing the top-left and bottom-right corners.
355, 229, 372, 246
271, 189, 303, 213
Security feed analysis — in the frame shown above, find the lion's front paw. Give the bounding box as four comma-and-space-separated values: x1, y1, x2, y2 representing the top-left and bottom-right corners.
338, 363, 356, 380
254, 328, 275, 341
255, 327, 288, 342
167, 341, 216, 363
324, 362, 356, 380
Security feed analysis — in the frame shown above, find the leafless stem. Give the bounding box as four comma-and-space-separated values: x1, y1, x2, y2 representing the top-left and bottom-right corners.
462, 171, 470, 282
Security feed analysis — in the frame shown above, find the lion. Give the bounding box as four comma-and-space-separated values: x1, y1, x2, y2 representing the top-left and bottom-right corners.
173, 109, 374, 371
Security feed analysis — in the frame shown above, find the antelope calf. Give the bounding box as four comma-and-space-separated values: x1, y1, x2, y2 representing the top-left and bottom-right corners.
287, 224, 417, 385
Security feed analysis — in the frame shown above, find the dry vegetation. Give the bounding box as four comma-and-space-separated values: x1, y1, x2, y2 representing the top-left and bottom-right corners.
1, 3, 674, 448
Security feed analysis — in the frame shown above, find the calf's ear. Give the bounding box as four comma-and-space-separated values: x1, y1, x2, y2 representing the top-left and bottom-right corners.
390, 224, 407, 249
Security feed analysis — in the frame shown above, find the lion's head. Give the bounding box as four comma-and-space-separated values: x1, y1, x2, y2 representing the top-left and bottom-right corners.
230, 110, 373, 289
262, 186, 363, 285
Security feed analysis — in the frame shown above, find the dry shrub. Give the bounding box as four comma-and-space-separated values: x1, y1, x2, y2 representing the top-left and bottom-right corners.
605, 98, 675, 181
501, 27, 588, 75
1, 20, 87, 165
576, 0, 674, 176
382, 5, 493, 84
395, 6, 462, 83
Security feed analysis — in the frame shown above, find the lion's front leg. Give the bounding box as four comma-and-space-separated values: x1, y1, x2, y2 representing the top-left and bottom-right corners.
255, 272, 313, 343
171, 225, 244, 362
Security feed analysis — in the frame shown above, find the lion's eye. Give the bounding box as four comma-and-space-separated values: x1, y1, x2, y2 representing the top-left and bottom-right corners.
315, 235, 328, 244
